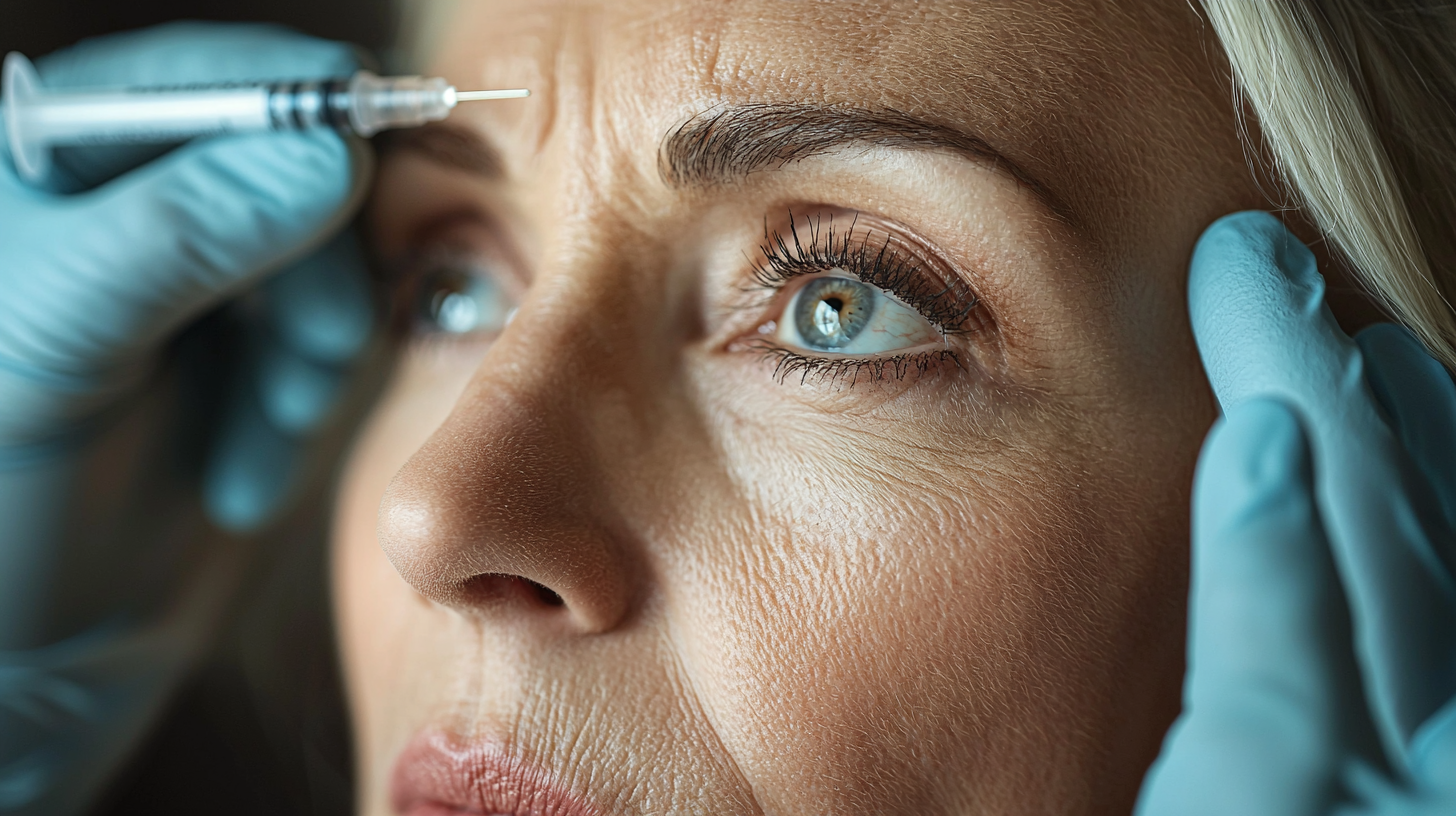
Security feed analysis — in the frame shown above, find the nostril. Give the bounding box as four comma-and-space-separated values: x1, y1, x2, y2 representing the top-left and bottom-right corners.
526, 579, 565, 607
459, 573, 565, 610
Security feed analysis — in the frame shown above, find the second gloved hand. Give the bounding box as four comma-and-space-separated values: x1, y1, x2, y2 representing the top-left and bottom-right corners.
1137, 212, 1456, 815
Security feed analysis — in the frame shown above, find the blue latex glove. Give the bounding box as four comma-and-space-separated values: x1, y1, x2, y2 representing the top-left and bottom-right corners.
1138, 211, 1456, 814
0, 23, 373, 814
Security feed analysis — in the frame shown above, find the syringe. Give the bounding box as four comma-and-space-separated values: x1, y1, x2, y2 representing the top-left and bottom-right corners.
1, 52, 529, 183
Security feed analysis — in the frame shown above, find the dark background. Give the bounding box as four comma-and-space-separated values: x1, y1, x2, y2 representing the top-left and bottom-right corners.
0, 1, 394, 65
1, 2, 397, 814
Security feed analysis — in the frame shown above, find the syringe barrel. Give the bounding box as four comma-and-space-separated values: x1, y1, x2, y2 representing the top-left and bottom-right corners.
26, 80, 357, 145
1, 52, 465, 183
21, 87, 273, 145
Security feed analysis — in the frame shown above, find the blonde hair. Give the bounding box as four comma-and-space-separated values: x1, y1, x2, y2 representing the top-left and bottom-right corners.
1202, 0, 1456, 369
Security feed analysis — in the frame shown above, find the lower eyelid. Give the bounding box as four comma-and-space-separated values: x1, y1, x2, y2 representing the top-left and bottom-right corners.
744, 340, 964, 387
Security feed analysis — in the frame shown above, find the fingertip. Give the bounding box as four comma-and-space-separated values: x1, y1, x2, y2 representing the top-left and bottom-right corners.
204, 398, 300, 532
1188, 210, 1323, 337
1188, 210, 1355, 415
1410, 696, 1456, 792
1356, 321, 1456, 545
254, 342, 347, 435
1356, 322, 1450, 407
1191, 211, 1317, 288
1356, 322, 1437, 431
266, 233, 375, 364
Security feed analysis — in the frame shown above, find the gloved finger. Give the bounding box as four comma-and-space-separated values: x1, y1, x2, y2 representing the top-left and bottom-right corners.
36, 21, 361, 87
1137, 399, 1363, 816
202, 233, 370, 527
1356, 323, 1456, 547
250, 327, 349, 437
262, 231, 374, 366
0, 129, 366, 377
29, 22, 364, 192
1189, 211, 1456, 769
1410, 696, 1456, 796
203, 383, 304, 532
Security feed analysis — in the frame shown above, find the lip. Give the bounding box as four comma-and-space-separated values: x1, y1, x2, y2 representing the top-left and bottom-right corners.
390, 730, 600, 816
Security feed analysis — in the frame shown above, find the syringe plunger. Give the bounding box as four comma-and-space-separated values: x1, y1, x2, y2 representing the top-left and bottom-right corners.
1, 51, 528, 183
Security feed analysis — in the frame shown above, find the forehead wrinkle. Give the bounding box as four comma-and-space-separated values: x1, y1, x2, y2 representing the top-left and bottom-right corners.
544, 5, 648, 226
428, 3, 568, 168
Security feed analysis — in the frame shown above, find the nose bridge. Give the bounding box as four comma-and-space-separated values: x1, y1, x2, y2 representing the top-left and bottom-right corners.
376, 38, 692, 631
523, 170, 677, 396
375, 195, 671, 636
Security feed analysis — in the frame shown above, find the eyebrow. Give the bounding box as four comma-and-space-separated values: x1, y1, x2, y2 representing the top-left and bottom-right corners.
659, 103, 1064, 216
378, 105, 1066, 220
374, 122, 506, 179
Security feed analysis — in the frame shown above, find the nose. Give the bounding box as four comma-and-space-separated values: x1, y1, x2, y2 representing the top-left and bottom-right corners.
376, 350, 636, 633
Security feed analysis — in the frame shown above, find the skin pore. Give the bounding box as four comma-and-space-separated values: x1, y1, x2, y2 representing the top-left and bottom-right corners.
332, 1, 1269, 813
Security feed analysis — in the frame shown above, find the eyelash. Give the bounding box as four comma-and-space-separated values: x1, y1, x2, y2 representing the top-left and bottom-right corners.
746, 211, 981, 385
754, 346, 965, 387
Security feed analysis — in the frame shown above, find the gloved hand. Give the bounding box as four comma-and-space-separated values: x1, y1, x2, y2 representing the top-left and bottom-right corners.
1137, 211, 1456, 815
0, 23, 373, 815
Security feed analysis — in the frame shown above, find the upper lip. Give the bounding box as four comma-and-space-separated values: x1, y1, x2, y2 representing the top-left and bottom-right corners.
390, 730, 600, 816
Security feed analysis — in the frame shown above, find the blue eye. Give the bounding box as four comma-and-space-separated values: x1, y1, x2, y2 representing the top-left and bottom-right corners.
776, 271, 941, 355
792, 276, 877, 349
413, 260, 513, 336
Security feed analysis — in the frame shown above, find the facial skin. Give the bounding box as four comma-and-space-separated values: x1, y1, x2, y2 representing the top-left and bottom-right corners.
332, 1, 1269, 813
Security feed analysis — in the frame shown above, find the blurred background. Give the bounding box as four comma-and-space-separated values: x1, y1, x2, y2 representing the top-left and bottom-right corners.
1, 2, 397, 814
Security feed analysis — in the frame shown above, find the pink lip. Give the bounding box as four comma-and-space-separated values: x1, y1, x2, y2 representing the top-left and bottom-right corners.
390, 730, 600, 816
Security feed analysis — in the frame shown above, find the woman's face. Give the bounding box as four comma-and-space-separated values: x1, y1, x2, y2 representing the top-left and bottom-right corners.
334, 1, 1265, 813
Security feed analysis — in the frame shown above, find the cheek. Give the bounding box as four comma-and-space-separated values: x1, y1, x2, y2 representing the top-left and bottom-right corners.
653, 390, 1189, 812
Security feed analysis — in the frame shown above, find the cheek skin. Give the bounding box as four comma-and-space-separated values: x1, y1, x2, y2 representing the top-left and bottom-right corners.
657, 364, 1197, 813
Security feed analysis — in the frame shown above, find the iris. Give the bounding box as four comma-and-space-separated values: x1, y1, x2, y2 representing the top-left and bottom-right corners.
793, 276, 877, 350
415, 262, 512, 336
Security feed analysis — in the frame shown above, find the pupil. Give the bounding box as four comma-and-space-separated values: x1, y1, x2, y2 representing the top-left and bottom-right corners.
813, 297, 843, 336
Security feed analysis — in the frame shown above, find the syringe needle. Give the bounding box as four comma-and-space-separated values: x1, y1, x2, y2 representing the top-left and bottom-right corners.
456, 89, 531, 101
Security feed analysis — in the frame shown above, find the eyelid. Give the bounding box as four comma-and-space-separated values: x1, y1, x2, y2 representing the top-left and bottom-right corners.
750, 209, 984, 334
394, 206, 531, 282
720, 208, 999, 388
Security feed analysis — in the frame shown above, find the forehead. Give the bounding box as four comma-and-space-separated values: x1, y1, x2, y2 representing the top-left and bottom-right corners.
424, 0, 1244, 245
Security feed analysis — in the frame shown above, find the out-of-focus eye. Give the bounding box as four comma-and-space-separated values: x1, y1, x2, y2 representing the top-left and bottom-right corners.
775, 271, 942, 354
412, 259, 514, 337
